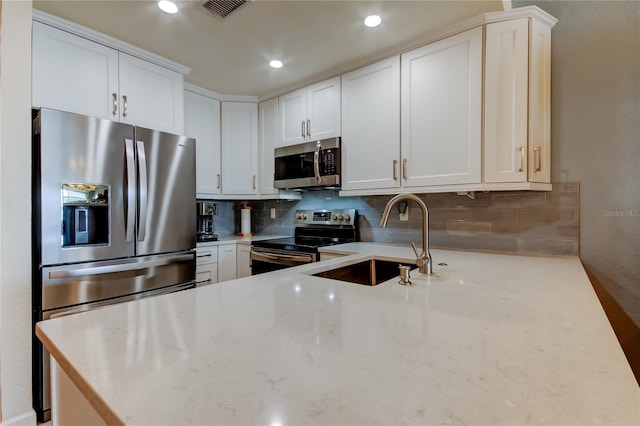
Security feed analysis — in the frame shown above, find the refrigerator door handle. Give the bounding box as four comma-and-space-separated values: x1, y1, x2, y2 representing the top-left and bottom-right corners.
136, 140, 148, 242
48, 253, 194, 279
124, 138, 136, 242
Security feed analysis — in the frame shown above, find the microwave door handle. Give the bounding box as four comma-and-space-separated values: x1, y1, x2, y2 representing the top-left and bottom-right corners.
136, 140, 148, 242
124, 139, 136, 242
314, 140, 321, 183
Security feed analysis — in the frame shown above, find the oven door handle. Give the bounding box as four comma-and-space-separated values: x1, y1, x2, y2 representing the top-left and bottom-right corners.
250, 250, 314, 265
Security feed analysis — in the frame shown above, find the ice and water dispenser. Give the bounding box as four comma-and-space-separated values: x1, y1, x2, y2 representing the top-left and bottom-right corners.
61, 183, 109, 247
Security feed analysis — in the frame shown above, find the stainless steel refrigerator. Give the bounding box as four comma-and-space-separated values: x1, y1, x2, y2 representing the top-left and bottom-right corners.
32, 108, 197, 422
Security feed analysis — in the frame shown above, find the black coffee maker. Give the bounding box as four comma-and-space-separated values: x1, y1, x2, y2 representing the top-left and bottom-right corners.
196, 201, 218, 242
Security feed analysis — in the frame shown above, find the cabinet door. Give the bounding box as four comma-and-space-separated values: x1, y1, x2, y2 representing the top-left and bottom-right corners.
401, 27, 482, 187
306, 76, 341, 141
185, 91, 221, 197
258, 98, 279, 195
484, 18, 529, 183
196, 263, 218, 286
279, 88, 307, 146
341, 56, 400, 191
528, 18, 552, 183
221, 102, 259, 195
32, 21, 119, 121
236, 244, 252, 278
217, 244, 237, 282
118, 52, 184, 134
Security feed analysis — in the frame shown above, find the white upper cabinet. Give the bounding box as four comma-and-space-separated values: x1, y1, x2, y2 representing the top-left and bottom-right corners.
118, 53, 184, 133
32, 20, 185, 134
400, 26, 483, 187
341, 56, 400, 191
221, 102, 259, 195
484, 16, 553, 184
32, 21, 119, 122
184, 90, 221, 198
258, 98, 279, 196
279, 76, 341, 146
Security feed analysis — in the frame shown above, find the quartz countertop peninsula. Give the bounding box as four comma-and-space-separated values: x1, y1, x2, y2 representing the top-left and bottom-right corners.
36, 244, 639, 425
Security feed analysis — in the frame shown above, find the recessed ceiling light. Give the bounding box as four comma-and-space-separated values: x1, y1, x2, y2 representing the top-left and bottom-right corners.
269, 60, 284, 69
158, 0, 178, 14
364, 15, 382, 28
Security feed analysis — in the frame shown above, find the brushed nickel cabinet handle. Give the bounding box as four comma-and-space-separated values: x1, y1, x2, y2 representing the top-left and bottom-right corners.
402, 158, 408, 181
122, 95, 128, 118
217, 174, 221, 189
112, 93, 118, 115
518, 146, 526, 172
301, 121, 306, 138
253, 174, 256, 190
534, 146, 542, 172
306, 119, 311, 137
393, 159, 398, 180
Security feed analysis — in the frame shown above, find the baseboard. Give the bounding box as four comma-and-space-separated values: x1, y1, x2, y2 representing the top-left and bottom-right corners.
0, 410, 37, 426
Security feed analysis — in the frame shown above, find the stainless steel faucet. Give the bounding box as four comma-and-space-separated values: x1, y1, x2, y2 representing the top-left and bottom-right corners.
380, 194, 433, 274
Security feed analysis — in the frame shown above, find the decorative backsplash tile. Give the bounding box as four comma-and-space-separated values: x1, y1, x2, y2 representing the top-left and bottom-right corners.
209, 182, 580, 257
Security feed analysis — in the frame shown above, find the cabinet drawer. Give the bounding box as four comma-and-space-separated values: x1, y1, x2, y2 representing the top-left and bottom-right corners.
196, 246, 218, 265
196, 263, 217, 286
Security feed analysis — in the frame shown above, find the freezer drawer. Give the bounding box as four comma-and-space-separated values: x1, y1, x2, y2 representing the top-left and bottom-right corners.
41, 252, 195, 311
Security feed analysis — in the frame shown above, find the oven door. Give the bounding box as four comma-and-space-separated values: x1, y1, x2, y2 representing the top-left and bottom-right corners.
250, 247, 316, 275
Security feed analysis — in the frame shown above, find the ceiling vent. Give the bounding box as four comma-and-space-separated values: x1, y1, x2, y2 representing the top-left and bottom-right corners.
201, 0, 248, 19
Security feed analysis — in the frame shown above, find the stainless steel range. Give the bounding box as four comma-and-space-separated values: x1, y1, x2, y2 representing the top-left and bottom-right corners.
250, 209, 359, 275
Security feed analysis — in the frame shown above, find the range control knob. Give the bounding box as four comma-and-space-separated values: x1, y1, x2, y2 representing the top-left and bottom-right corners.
295, 213, 302, 220
332, 214, 338, 220
344, 214, 351, 222
301, 213, 307, 220
337, 214, 344, 221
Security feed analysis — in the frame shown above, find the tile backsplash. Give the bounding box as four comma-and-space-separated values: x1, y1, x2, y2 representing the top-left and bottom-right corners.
208, 182, 579, 256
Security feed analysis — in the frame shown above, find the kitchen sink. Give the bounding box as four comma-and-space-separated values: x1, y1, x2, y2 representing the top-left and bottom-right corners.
312, 259, 417, 286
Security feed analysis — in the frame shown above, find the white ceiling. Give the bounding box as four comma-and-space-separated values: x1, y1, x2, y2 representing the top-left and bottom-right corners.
33, 0, 505, 99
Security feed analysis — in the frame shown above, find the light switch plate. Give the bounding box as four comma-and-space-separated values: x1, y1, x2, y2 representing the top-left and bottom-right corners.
399, 206, 409, 221
270, 207, 276, 219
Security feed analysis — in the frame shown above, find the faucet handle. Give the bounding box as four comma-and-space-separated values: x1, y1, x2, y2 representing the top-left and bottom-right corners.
411, 242, 421, 258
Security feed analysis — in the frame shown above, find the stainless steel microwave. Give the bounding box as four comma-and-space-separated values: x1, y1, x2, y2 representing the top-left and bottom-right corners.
274, 137, 341, 190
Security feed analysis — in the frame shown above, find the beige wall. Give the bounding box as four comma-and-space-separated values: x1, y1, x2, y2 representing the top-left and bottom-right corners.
515, 0, 640, 371
0, 0, 35, 424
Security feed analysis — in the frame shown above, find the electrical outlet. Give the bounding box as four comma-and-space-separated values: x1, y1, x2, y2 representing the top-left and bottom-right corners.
270, 207, 276, 219
399, 206, 409, 221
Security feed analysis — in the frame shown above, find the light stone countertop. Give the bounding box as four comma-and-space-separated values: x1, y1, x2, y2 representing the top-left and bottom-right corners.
36, 245, 639, 425
197, 234, 291, 247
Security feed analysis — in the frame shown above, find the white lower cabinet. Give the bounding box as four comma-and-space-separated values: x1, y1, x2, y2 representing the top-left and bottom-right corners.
196, 245, 218, 286
236, 244, 252, 278
217, 243, 238, 283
